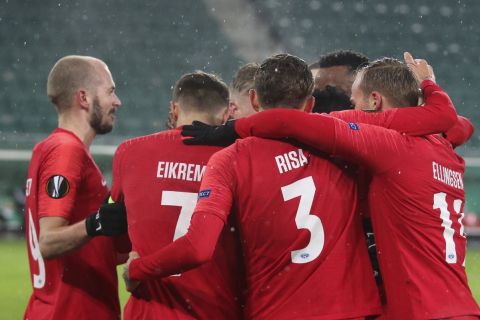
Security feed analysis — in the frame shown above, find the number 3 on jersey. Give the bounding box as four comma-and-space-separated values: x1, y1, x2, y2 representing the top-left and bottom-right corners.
282, 176, 325, 264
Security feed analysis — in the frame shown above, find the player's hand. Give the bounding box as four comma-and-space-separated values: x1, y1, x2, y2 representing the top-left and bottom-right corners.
85, 197, 128, 237
181, 120, 239, 146
123, 251, 140, 292
404, 52, 436, 83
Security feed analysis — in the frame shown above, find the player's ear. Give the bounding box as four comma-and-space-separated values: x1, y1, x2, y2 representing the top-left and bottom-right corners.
75, 89, 90, 111
249, 89, 261, 112
170, 101, 179, 120
370, 91, 383, 111
220, 105, 232, 124
303, 96, 315, 113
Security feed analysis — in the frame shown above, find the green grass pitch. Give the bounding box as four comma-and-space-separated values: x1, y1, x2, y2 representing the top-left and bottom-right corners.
1, 239, 479, 319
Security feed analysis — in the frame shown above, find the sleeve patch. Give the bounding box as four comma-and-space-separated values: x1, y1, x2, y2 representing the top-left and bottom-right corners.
348, 122, 360, 130
46, 175, 70, 199
198, 189, 211, 199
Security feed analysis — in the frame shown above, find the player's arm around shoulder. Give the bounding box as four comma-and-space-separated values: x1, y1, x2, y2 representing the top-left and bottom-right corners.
331, 118, 407, 174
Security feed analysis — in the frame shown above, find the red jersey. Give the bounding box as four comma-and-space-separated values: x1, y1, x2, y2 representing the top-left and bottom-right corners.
111, 129, 244, 320
235, 109, 480, 319
330, 122, 479, 319
24, 128, 120, 320
127, 135, 382, 319
192, 138, 381, 319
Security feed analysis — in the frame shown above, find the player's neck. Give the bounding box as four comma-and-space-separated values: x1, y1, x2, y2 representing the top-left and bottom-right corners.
58, 113, 96, 149
176, 114, 220, 127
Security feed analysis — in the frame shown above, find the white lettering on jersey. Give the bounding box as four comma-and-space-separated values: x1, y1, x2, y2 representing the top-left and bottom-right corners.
275, 149, 308, 174
432, 161, 464, 190
157, 161, 206, 182
26, 178, 32, 196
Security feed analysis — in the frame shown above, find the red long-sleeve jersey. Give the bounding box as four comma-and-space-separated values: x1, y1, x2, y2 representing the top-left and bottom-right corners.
230, 81, 479, 319
112, 129, 244, 320
24, 128, 120, 320
129, 136, 382, 319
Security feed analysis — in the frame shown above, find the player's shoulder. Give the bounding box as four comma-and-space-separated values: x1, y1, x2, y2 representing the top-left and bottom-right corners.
428, 134, 465, 164
235, 136, 302, 156
235, 136, 283, 149
419, 134, 456, 151
38, 128, 87, 157
116, 129, 180, 152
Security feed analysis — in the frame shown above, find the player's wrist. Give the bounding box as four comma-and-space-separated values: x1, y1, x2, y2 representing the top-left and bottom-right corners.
127, 258, 142, 281
420, 79, 435, 88
420, 79, 438, 94
223, 119, 240, 142
85, 202, 128, 237
85, 211, 102, 237
233, 118, 249, 138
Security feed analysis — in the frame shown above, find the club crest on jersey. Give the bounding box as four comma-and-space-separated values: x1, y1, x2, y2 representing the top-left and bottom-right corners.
348, 122, 360, 130
198, 189, 211, 199
46, 175, 69, 199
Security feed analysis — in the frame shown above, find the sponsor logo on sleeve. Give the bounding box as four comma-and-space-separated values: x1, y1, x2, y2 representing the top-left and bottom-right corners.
198, 189, 211, 199
46, 175, 69, 199
348, 122, 360, 130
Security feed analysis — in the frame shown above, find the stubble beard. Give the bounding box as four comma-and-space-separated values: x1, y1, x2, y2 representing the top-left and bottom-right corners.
90, 97, 114, 135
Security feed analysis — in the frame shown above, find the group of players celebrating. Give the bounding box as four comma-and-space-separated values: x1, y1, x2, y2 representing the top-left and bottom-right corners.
23, 50, 479, 320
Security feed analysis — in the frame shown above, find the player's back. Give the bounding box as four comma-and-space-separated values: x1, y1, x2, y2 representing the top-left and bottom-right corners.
368, 134, 480, 319
112, 128, 244, 320
228, 137, 380, 320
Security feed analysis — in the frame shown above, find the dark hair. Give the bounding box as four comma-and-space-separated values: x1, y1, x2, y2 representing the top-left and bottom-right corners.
359, 58, 421, 107
231, 63, 259, 93
254, 53, 314, 109
318, 50, 369, 72
172, 71, 229, 111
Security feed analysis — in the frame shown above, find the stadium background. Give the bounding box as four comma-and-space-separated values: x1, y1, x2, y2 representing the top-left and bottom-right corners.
0, 0, 478, 318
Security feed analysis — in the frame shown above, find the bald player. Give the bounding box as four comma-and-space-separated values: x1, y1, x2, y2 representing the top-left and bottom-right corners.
24, 55, 128, 320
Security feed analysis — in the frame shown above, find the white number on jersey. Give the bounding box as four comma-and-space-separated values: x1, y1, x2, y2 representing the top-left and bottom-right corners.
161, 191, 198, 241
28, 209, 46, 288
281, 176, 325, 264
161, 191, 198, 276
433, 192, 466, 265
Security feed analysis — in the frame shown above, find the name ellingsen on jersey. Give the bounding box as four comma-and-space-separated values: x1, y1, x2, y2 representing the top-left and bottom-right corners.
157, 161, 206, 182
275, 149, 308, 174
432, 161, 464, 190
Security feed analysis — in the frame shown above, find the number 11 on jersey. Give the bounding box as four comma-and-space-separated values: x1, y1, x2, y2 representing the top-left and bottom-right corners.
433, 192, 466, 265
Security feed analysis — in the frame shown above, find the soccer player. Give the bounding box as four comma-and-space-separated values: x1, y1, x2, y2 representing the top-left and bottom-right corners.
123, 54, 382, 319
24, 55, 128, 320
309, 50, 382, 294
111, 71, 244, 320
228, 63, 259, 119
214, 55, 480, 319
310, 50, 369, 113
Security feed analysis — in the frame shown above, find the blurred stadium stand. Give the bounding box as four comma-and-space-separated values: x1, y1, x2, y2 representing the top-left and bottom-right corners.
0, 0, 479, 234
